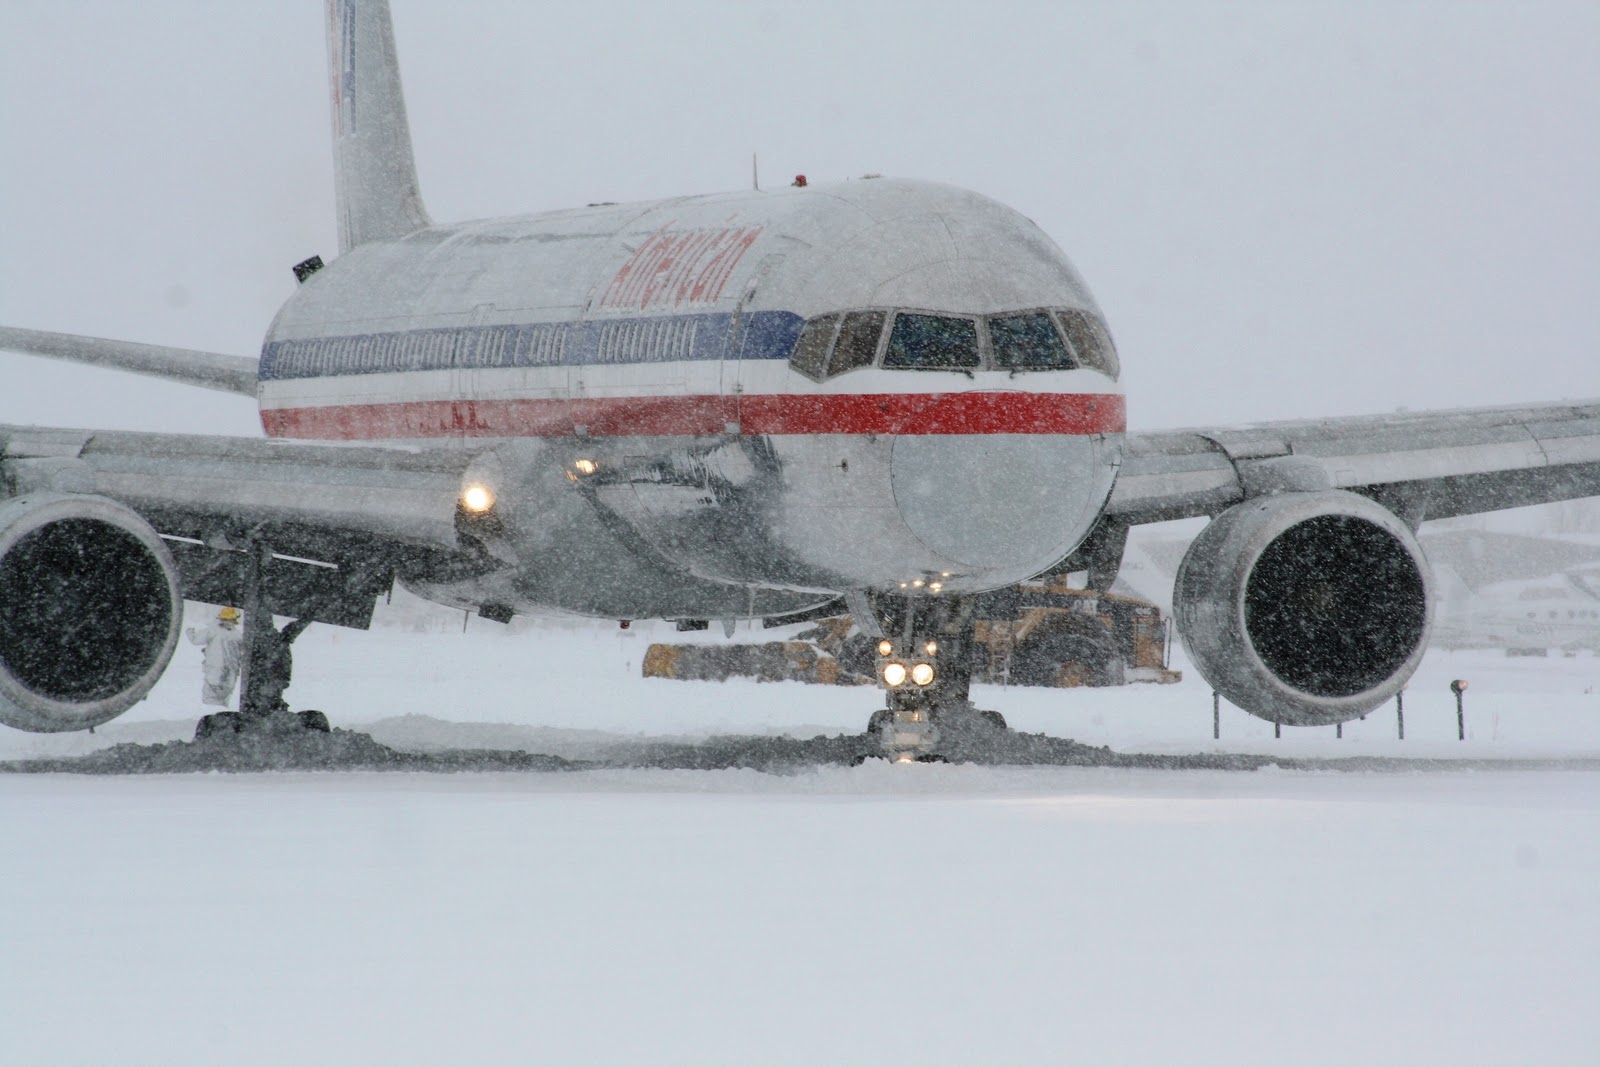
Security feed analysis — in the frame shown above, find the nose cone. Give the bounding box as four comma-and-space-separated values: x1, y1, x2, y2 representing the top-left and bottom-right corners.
890, 429, 1115, 577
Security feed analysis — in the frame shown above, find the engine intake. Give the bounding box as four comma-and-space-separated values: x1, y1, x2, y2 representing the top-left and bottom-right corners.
0, 494, 181, 732
1174, 490, 1431, 726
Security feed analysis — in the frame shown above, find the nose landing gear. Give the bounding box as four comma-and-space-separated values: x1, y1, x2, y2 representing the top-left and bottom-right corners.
858, 593, 1009, 762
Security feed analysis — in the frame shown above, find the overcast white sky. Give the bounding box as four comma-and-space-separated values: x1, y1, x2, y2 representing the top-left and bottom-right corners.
1, 0, 1596, 436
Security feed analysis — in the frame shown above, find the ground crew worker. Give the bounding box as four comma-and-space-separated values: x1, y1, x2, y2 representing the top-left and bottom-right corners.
186, 606, 244, 707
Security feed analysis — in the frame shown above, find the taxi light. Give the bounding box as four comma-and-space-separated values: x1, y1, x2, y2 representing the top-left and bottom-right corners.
461, 484, 495, 513
911, 662, 935, 686
877, 639, 894, 658
574, 458, 599, 475
923, 640, 938, 656
882, 662, 908, 687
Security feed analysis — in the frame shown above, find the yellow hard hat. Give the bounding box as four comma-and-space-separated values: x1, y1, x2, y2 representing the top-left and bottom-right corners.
218, 606, 241, 622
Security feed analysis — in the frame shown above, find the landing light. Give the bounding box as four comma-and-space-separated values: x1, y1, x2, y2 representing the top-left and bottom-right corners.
461, 484, 495, 513
911, 662, 935, 686
877, 639, 894, 657
882, 662, 908, 687
574, 458, 599, 475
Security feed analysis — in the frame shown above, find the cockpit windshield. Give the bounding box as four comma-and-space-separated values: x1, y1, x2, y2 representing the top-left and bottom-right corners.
788, 314, 839, 381
829, 311, 886, 377
883, 314, 981, 370
786, 305, 1118, 381
989, 312, 1075, 371
1054, 308, 1120, 378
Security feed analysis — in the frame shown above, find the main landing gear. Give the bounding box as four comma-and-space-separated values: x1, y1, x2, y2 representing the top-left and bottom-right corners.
194, 614, 327, 739
857, 593, 1009, 763
195, 542, 330, 741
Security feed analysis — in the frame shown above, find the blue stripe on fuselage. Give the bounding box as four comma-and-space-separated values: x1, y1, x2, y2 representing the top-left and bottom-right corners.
258, 310, 804, 381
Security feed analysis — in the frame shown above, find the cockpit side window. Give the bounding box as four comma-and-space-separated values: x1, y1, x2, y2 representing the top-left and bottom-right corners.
789, 313, 840, 381
1054, 308, 1121, 379
827, 310, 887, 377
884, 313, 981, 370
989, 312, 1076, 371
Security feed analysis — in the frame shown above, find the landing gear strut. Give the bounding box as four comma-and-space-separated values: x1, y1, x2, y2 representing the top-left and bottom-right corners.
858, 593, 1008, 762
194, 541, 329, 741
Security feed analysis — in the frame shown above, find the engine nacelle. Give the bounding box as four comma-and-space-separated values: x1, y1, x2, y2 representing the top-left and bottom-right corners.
0, 494, 181, 732
1174, 490, 1431, 726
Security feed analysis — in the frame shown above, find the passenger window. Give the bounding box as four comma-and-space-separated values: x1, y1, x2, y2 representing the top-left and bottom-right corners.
827, 310, 887, 377
1055, 308, 1121, 379
789, 314, 840, 381
990, 312, 1076, 371
884, 313, 980, 370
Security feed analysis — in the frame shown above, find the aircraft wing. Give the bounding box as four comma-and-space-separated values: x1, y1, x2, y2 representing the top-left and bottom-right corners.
0, 424, 482, 627
1105, 400, 1600, 527
0, 327, 260, 396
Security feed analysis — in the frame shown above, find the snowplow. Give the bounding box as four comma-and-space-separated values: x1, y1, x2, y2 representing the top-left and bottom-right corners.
643, 578, 1181, 689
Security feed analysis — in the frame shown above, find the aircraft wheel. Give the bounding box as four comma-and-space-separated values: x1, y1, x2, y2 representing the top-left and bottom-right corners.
195, 711, 245, 740
296, 710, 331, 733
980, 709, 1007, 730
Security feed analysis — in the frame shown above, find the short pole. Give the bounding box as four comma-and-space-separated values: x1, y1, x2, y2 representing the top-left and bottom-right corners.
1274, 720, 1281, 739
1396, 689, 1405, 741
1451, 679, 1469, 741
1336, 721, 1342, 739
1213, 691, 1220, 740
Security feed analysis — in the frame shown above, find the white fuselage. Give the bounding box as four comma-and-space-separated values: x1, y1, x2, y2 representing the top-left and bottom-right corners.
257, 179, 1125, 620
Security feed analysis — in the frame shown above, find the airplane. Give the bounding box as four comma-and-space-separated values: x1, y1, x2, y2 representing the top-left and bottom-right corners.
1, 0, 1597, 759
1432, 563, 1600, 656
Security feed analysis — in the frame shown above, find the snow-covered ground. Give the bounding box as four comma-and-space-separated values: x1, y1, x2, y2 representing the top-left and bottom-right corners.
3, 613, 1598, 1064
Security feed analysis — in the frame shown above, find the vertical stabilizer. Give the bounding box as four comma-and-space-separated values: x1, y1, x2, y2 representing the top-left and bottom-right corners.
327, 0, 430, 252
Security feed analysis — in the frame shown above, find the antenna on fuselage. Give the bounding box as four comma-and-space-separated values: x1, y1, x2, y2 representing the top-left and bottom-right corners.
326, 0, 432, 253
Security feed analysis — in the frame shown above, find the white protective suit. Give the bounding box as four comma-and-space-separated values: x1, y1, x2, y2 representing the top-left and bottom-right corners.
186, 620, 244, 706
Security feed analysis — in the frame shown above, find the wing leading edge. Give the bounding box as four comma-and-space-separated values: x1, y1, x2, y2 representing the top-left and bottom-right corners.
0, 424, 482, 628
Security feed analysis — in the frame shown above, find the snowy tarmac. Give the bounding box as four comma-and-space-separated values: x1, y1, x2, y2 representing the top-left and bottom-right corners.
3, 617, 1598, 1064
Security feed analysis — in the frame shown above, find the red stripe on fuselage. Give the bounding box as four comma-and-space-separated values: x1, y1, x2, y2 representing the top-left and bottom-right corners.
259, 392, 1126, 440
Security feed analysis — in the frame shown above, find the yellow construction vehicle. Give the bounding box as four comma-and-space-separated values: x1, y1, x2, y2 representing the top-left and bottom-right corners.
643, 576, 1181, 688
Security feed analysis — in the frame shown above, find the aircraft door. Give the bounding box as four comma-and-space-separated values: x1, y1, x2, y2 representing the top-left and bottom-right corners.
729, 254, 788, 435
450, 304, 491, 437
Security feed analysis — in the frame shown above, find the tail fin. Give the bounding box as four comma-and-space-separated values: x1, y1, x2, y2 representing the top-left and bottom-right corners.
326, 0, 430, 252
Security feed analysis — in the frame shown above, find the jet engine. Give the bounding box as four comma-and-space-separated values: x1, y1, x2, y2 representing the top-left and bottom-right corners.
1174, 490, 1431, 726
0, 494, 182, 732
